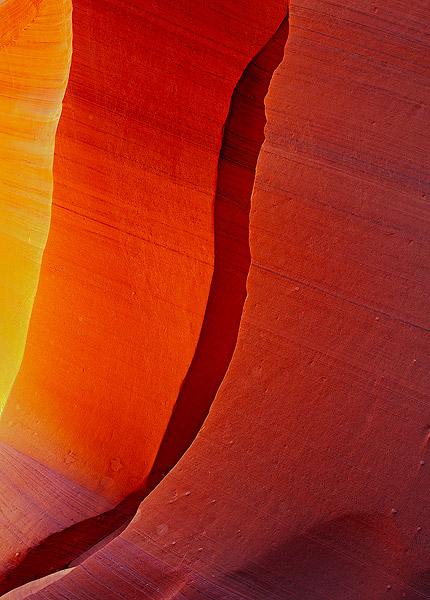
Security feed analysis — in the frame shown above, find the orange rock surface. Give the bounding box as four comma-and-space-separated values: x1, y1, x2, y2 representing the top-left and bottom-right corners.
1, 0, 430, 597
1, 0, 286, 501
0, 0, 71, 410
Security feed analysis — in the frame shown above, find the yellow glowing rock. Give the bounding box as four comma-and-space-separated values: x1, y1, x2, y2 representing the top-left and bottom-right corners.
0, 0, 72, 411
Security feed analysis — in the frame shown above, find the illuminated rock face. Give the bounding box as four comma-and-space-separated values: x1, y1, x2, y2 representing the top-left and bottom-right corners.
0, 0, 287, 503
1, 0, 430, 598
0, 0, 72, 411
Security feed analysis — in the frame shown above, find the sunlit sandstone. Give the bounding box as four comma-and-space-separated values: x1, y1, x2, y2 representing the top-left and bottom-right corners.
0, 0, 286, 505
0, 0, 71, 410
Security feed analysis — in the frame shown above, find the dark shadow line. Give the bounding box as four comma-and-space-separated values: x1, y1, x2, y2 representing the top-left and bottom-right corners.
143, 9, 290, 494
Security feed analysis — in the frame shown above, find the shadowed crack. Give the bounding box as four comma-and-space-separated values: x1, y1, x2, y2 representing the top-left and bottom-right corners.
143, 8, 290, 496
0, 10, 289, 595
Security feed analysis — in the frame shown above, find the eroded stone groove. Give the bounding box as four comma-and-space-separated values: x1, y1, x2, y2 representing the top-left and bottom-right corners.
142, 10, 290, 495
0, 10, 289, 595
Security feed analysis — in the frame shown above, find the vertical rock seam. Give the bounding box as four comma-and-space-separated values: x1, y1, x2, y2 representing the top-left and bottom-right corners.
144, 11, 290, 494
0, 9, 289, 595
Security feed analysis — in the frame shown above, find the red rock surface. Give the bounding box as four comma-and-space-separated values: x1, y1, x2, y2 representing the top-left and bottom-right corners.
1, 0, 430, 597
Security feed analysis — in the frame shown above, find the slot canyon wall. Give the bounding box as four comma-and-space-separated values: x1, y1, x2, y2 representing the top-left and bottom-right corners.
0, 0, 429, 598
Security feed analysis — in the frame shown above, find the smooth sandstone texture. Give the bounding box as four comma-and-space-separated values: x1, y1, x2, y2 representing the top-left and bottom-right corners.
0, 0, 71, 410
0, 0, 287, 501
7, 0, 429, 598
